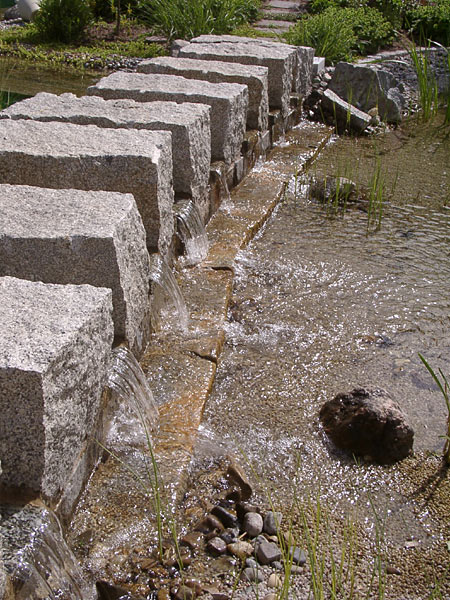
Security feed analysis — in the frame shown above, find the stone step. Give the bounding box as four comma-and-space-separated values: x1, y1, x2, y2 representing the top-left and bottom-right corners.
88, 72, 248, 165
180, 34, 297, 116
0, 119, 174, 256
137, 56, 269, 132
264, 0, 301, 11
1, 93, 211, 221
0, 276, 113, 505
255, 18, 293, 30
0, 184, 151, 356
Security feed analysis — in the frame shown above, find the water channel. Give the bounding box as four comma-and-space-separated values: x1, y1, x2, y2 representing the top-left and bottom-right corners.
185, 116, 450, 598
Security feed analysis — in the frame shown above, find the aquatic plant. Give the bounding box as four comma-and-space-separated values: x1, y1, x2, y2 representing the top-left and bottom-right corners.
418, 354, 450, 465
366, 159, 386, 233
409, 44, 439, 121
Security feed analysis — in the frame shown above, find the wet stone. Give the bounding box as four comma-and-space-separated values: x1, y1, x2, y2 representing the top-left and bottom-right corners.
263, 595, 277, 600
236, 501, 260, 521
194, 514, 224, 534
180, 531, 204, 551
157, 590, 171, 600
210, 505, 238, 528
172, 584, 196, 600
227, 541, 254, 560
241, 567, 264, 583
243, 512, 263, 538
256, 541, 281, 565
207, 536, 227, 557
263, 511, 282, 536
220, 527, 239, 544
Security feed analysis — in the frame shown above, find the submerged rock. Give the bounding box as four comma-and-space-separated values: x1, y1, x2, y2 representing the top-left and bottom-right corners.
319, 387, 414, 463
309, 176, 357, 205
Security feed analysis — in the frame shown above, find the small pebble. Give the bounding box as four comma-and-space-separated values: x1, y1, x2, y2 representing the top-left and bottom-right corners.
243, 512, 264, 538
245, 558, 258, 568
241, 567, 264, 583
227, 541, 253, 560
207, 537, 227, 557
263, 511, 282, 536
267, 573, 282, 589
256, 540, 281, 565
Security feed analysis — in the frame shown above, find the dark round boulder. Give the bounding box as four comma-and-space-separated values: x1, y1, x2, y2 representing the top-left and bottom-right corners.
319, 387, 414, 464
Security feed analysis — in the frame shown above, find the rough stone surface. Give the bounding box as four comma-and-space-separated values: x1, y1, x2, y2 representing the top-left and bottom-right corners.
329, 62, 405, 123
241, 567, 264, 583
313, 56, 326, 76
0, 120, 174, 255
0, 276, 113, 501
263, 511, 282, 536
242, 512, 263, 538
1, 93, 211, 217
88, 72, 247, 164
0, 184, 150, 355
255, 540, 281, 565
294, 46, 315, 96
319, 387, 414, 464
207, 537, 227, 557
180, 35, 297, 116
137, 56, 269, 132
321, 89, 371, 133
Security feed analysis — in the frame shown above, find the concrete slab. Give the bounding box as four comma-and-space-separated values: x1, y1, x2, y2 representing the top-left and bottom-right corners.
0, 184, 151, 355
1, 93, 211, 217
0, 276, 113, 502
88, 72, 248, 164
180, 35, 297, 116
0, 120, 174, 256
137, 56, 269, 132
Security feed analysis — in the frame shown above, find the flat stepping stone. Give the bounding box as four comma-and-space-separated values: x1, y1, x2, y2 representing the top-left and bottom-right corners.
180, 35, 297, 116
265, 0, 300, 10
256, 19, 293, 29
0, 184, 151, 355
137, 56, 269, 132
0, 276, 113, 503
88, 72, 248, 164
1, 93, 211, 220
0, 119, 174, 256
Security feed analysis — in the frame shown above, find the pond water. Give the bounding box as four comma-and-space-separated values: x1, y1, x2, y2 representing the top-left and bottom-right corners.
0, 57, 99, 98
190, 116, 450, 598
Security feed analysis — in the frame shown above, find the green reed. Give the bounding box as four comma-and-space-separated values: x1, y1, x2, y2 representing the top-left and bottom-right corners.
418, 354, 450, 465
409, 44, 439, 121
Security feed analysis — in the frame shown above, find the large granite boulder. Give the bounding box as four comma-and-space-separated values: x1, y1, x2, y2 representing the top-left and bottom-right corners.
319, 388, 414, 463
328, 62, 405, 123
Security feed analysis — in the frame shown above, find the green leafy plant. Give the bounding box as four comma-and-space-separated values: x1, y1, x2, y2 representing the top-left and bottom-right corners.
138, 0, 260, 41
418, 354, 450, 465
285, 8, 356, 64
34, 0, 93, 43
405, 0, 450, 46
284, 5, 393, 64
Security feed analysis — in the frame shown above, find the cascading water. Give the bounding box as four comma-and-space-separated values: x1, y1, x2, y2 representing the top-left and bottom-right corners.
174, 200, 209, 266
0, 504, 94, 600
106, 346, 159, 446
149, 255, 189, 333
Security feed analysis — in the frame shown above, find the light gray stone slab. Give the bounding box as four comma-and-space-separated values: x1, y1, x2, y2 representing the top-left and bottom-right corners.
0, 184, 150, 355
295, 46, 315, 96
321, 89, 371, 133
180, 35, 297, 116
0, 119, 174, 255
313, 56, 326, 76
0, 93, 211, 215
137, 56, 269, 131
88, 72, 248, 164
0, 276, 113, 502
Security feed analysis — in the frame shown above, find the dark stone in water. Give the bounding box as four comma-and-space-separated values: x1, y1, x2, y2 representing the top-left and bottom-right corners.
319, 387, 414, 464
96, 581, 145, 600
210, 505, 238, 529
226, 456, 253, 500
309, 176, 357, 205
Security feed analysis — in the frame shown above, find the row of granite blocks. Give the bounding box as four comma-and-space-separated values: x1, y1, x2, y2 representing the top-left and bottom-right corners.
0, 35, 314, 517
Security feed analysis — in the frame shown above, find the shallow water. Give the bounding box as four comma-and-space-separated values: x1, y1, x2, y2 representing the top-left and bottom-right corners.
194, 117, 450, 597
0, 57, 98, 97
